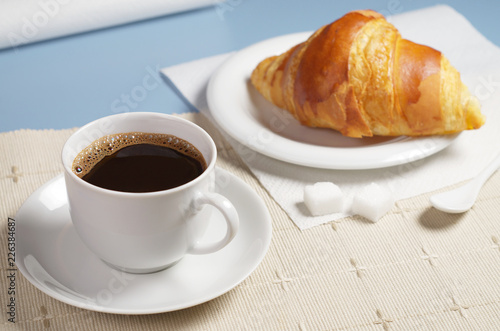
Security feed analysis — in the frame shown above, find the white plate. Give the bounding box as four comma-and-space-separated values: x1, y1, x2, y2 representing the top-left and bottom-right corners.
15, 168, 272, 314
207, 32, 459, 170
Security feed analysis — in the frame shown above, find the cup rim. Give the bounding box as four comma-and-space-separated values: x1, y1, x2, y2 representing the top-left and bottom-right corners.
62, 112, 217, 197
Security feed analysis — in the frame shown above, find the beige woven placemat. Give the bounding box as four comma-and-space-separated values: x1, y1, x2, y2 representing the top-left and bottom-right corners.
1, 112, 500, 331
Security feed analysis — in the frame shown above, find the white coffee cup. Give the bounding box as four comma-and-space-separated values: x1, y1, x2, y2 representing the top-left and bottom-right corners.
62, 112, 239, 273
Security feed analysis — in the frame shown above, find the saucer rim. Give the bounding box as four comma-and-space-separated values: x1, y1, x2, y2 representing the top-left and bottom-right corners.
15, 168, 272, 314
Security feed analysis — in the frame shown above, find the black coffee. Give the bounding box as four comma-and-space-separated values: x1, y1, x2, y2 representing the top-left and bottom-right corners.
72, 132, 207, 193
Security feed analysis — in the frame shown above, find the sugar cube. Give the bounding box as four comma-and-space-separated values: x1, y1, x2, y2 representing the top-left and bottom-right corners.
304, 182, 343, 216
352, 182, 394, 222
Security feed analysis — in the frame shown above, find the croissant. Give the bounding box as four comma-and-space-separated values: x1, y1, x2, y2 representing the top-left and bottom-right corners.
250, 10, 485, 138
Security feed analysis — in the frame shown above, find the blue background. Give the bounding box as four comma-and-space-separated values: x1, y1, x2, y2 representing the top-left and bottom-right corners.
1, 0, 498, 132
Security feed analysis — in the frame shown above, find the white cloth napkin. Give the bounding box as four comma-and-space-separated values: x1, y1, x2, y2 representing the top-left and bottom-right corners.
0, 0, 216, 50
162, 5, 500, 230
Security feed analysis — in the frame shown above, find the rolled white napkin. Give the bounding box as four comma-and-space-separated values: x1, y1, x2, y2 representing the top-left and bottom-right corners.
162, 5, 500, 230
0, 0, 216, 50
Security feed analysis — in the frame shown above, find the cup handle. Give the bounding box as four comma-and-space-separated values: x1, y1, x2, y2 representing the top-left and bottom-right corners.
187, 191, 239, 254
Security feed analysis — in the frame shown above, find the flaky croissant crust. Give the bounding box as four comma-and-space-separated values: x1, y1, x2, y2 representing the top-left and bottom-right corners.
251, 10, 485, 138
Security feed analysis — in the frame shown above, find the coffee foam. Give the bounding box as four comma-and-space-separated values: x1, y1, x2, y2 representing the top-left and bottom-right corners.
72, 132, 207, 178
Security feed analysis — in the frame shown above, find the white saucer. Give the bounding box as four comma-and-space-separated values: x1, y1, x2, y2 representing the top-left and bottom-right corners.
15, 168, 272, 314
207, 32, 459, 170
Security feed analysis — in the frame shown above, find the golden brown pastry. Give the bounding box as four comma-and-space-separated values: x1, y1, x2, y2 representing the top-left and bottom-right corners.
250, 10, 485, 138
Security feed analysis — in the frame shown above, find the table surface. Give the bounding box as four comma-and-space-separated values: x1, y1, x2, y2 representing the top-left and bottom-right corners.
0, 0, 498, 132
